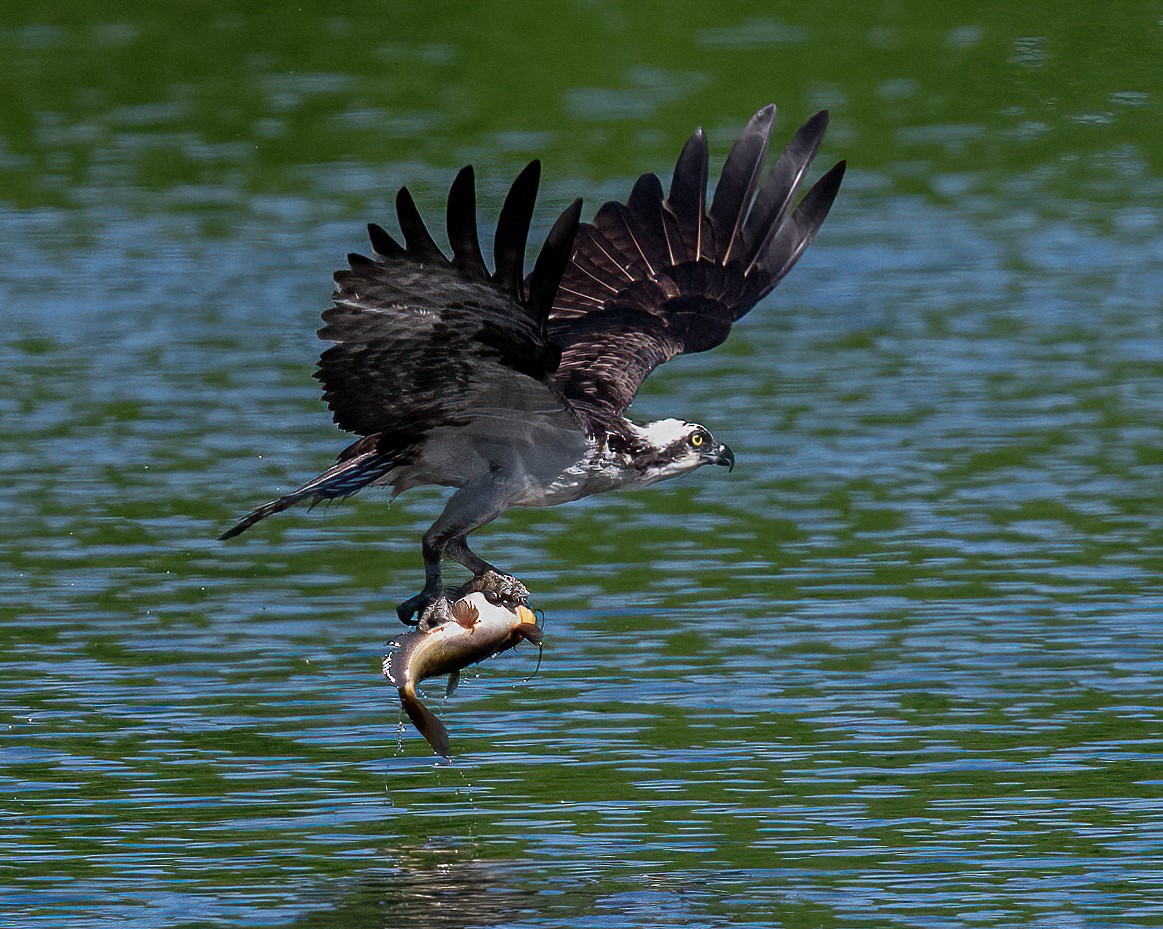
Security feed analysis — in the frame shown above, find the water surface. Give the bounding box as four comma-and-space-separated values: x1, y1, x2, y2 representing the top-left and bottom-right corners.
2, 4, 1162, 927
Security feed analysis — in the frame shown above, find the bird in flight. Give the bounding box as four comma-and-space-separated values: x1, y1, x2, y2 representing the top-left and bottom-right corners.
220, 104, 845, 627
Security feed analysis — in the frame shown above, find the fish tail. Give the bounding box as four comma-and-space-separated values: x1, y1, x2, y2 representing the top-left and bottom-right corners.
399, 686, 451, 758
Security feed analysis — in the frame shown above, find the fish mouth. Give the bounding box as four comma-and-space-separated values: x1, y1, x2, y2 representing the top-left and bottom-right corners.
708, 443, 735, 472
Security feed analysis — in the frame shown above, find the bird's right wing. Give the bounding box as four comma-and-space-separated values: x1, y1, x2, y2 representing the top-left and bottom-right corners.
316, 163, 585, 461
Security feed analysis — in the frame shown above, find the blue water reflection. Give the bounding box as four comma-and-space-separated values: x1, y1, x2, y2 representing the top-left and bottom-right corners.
3, 2, 1163, 927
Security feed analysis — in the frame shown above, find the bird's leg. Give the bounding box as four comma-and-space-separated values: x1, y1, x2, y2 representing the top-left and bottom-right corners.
445, 538, 530, 610
444, 537, 494, 576
397, 478, 508, 627
396, 531, 453, 629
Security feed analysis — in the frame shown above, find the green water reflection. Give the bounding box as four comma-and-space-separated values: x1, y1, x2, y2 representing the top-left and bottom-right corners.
2, 2, 1162, 928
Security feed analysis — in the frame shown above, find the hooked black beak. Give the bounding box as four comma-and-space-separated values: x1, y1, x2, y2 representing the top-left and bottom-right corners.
710, 443, 735, 472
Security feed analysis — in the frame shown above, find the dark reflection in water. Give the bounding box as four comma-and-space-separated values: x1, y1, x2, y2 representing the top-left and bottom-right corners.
284, 844, 542, 929
3, 2, 1163, 928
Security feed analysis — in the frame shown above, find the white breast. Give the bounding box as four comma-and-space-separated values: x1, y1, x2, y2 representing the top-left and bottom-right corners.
510, 438, 639, 507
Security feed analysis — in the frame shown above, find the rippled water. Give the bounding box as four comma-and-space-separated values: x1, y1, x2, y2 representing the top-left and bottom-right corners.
3, 4, 1163, 927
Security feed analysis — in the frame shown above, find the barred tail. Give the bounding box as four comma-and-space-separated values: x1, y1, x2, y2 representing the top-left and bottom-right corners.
217, 495, 298, 540
217, 447, 396, 540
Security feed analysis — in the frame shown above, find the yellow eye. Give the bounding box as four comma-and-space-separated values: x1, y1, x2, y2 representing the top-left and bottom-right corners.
690, 432, 705, 448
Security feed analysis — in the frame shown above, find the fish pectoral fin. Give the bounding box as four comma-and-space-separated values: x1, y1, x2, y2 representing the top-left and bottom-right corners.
446, 669, 460, 697
517, 624, 543, 647
399, 687, 451, 758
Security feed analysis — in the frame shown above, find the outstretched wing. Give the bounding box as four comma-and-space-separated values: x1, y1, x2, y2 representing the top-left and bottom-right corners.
316, 162, 584, 457
218, 163, 586, 541
550, 105, 845, 423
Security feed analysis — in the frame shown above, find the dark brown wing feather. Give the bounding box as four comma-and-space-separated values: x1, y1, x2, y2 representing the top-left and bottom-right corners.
317, 164, 583, 442
550, 106, 845, 423
219, 166, 585, 540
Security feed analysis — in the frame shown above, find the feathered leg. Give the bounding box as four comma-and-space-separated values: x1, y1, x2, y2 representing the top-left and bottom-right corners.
396, 476, 526, 627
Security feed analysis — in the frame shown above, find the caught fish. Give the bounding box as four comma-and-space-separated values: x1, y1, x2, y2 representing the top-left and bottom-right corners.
383, 592, 543, 756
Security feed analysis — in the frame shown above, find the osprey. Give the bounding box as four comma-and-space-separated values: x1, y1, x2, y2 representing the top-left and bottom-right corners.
220, 104, 845, 626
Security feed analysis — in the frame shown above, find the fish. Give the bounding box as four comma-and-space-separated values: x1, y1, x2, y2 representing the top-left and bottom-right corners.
382, 592, 543, 756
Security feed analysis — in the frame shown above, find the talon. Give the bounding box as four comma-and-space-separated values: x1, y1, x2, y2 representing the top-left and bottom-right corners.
418, 596, 454, 632
397, 583, 446, 627
457, 570, 529, 610
396, 600, 422, 625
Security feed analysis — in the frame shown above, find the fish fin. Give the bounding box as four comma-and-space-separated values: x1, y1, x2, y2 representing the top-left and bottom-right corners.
382, 632, 424, 688
518, 624, 543, 647
446, 669, 460, 696
451, 599, 479, 628
399, 687, 451, 757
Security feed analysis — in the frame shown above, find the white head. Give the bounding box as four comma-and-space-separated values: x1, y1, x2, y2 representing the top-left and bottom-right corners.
630, 419, 735, 484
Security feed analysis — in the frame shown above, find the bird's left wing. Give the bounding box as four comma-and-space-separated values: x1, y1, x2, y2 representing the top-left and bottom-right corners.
316, 162, 585, 459
549, 105, 845, 426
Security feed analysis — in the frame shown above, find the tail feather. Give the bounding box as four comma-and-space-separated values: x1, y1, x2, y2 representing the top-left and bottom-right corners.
217, 495, 299, 541
217, 448, 396, 540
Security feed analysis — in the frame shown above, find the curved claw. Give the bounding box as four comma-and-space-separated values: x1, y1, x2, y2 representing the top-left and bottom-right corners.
418, 596, 454, 632
397, 583, 446, 626
396, 597, 423, 625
